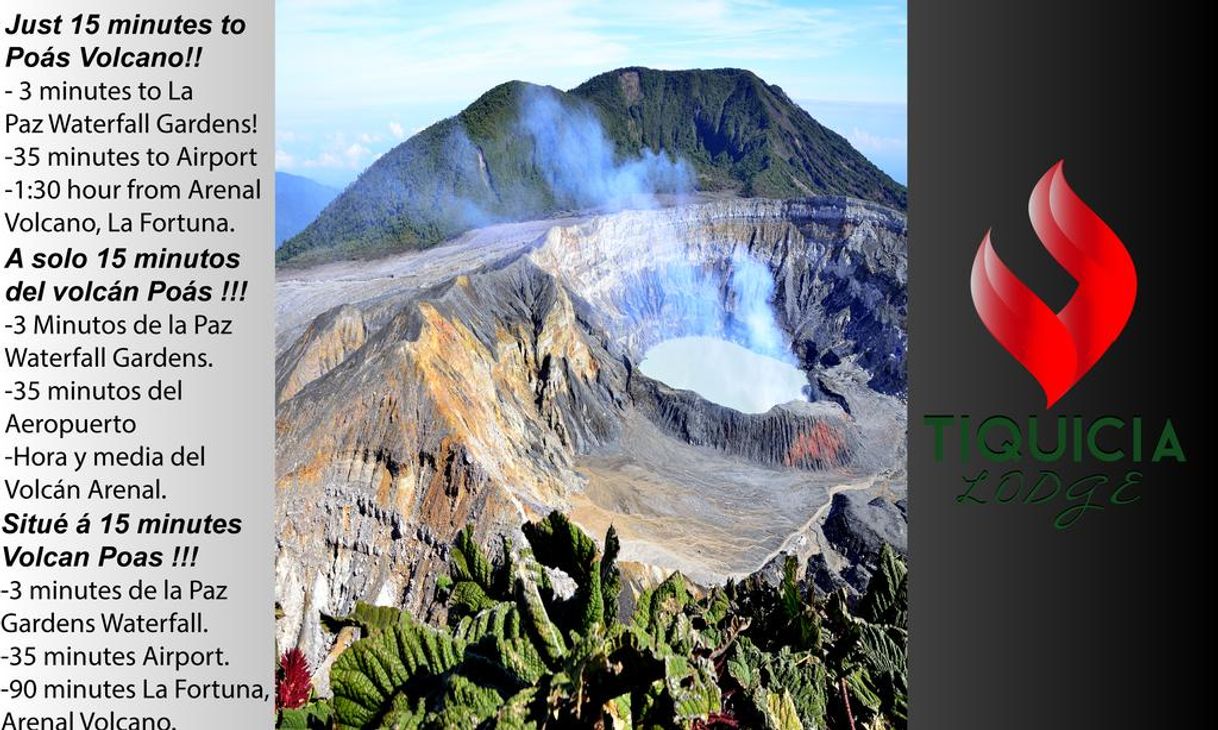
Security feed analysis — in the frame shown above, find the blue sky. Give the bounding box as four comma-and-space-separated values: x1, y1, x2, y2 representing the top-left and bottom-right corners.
276, 0, 907, 188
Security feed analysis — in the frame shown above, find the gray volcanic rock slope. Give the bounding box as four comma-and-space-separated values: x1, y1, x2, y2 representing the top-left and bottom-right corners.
275, 197, 907, 661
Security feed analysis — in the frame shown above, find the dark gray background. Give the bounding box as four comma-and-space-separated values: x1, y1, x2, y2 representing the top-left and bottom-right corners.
910, 2, 1205, 727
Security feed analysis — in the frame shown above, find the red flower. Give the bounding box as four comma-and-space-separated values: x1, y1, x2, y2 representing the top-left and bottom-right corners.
276, 648, 312, 710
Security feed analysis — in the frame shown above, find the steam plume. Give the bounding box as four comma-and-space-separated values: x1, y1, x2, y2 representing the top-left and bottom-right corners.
518, 86, 693, 210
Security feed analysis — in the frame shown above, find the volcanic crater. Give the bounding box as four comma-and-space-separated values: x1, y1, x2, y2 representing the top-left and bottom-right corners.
274, 196, 907, 660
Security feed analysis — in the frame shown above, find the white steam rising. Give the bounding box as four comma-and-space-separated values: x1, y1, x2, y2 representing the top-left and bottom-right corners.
518, 86, 693, 210
726, 250, 792, 362
634, 252, 805, 412
441, 86, 804, 405
514, 88, 798, 379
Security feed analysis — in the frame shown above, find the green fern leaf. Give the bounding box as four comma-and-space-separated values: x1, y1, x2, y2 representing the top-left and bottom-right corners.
330, 618, 463, 730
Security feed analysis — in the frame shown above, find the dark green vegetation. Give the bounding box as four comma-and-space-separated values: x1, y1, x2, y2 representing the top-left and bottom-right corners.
276, 511, 908, 729
278, 68, 906, 265
572, 69, 903, 205
276, 172, 339, 247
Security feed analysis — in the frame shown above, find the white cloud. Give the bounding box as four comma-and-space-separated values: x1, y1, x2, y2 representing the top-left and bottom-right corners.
344, 143, 372, 165
276, 133, 378, 172
388, 121, 405, 139
847, 126, 906, 153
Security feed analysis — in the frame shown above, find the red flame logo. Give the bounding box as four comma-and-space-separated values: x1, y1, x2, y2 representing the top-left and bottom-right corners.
971, 161, 1137, 407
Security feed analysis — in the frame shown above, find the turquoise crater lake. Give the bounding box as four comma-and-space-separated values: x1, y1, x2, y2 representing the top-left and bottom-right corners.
638, 336, 808, 414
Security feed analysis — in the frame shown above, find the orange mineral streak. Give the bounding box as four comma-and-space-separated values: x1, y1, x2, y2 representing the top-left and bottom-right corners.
417, 437, 477, 531
411, 303, 499, 446
784, 421, 846, 468
409, 300, 591, 506
276, 449, 330, 490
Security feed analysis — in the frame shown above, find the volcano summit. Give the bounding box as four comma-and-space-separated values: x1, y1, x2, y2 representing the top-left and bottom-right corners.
277, 67, 904, 265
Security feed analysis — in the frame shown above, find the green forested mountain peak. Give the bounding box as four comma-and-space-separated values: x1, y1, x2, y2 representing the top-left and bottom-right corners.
278, 68, 905, 265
